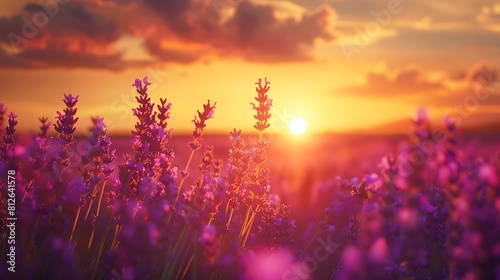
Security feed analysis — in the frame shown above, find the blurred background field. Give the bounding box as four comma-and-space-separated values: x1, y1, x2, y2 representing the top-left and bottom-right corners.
109, 132, 500, 228
16, 130, 499, 239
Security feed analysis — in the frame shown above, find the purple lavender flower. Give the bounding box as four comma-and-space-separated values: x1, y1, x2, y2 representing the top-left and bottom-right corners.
189, 100, 216, 151
251, 77, 272, 133
0, 112, 17, 159
54, 94, 79, 144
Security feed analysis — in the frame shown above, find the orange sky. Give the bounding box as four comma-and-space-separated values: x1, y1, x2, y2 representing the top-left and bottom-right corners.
0, 0, 499, 135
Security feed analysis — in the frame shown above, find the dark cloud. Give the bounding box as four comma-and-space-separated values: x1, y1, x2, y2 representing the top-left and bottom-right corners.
224, 2, 335, 62
1, 3, 120, 46
0, 47, 149, 71
2, 0, 500, 70
143, 0, 195, 36
0, 15, 19, 38
0, 0, 337, 69
42, 3, 120, 43
0, 2, 147, 70
143, 0, 337, 62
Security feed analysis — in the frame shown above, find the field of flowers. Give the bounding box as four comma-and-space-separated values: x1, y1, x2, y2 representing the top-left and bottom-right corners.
1, 77, 499, 280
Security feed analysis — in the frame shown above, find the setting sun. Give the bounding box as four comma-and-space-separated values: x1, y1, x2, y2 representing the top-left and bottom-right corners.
289, 117, 307, 135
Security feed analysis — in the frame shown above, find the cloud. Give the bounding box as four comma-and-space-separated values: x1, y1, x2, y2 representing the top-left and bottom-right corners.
342, 66, 443, 96
142, 0, 337, 62
465, 60, 498, 83
0, 3, 121, 47
433, 62, 500, 106
340, 61, 500, 106
0, 47, 149, 71
0, 0, 338, 69
0, 2, 149, 71
226, 2, 336, 62
3, 0, 498, 70
29, 3, 121, 43
143, 39, 201, 64
142, 0, 194, 36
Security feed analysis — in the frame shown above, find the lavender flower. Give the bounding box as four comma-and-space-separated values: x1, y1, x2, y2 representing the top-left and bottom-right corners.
0, 112, 17, 159
225, 129, 251, 212
251, 77, 272, 133
54, 94, 79, 144
189, 100, 216, 151
257, 204, 296, 249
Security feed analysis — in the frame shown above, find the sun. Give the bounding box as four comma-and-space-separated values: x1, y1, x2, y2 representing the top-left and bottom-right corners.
288, 117, 307, 135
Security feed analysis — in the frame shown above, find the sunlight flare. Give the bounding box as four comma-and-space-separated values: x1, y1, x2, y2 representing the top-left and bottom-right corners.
289, 117, 307, 135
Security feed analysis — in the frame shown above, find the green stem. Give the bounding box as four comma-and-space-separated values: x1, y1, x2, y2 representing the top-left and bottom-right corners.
87, 180, 108, 251
173, 238, 195, 279
111, 224, 121, 252
95, 180, 108, 218
132, 203, 140, 220
168, 149, 196, 226
241, 209, 257, 248
224, 200, 230, 216
88, 227, 95, 251
84, 186, 98, 220
84, 198, 94, 221
173, 149, 195, 208
69, 206, 81, 242
239, 131, 264, 249
329, 243, 348, 280
161, 226, 189, 279
90, 224, 111, 279
237, 207, 252, 246
71, 240, 78, 255
225, 208, 234, 230
180, 252, 195, 279
21, 190, 28, 205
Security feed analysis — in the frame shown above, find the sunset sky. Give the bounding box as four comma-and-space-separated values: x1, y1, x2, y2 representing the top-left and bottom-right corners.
1, 0, 499, 135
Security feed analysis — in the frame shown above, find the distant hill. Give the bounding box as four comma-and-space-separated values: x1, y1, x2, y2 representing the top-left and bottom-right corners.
460, 121, 500, 135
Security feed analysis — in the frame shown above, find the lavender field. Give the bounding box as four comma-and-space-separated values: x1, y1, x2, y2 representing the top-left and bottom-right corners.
1, 77, 500, 280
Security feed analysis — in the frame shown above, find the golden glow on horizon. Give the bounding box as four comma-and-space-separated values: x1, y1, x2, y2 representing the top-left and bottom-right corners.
0, 62, 431, 135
